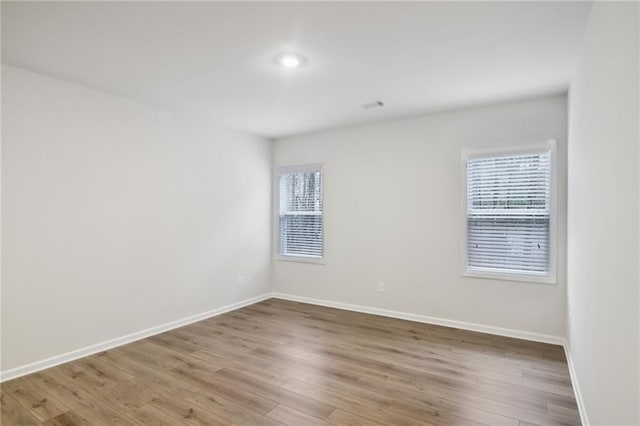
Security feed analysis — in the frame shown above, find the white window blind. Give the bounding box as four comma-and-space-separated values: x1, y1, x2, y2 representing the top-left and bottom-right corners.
466, 151, 551, 276
278, 166, 323, 259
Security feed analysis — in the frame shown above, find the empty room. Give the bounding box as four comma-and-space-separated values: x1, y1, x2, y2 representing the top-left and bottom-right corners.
1, 1, 638, 425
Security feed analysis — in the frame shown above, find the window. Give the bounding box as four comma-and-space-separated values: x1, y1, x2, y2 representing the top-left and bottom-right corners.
277, 164, 324, 260
463, 141, 555, 283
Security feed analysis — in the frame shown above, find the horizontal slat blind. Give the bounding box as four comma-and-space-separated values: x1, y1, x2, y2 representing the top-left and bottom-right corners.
467, 152, 550, 274
279, 168, 323, 258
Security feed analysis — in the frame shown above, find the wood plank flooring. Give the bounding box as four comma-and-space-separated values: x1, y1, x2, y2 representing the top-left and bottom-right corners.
1, 298, 581, 425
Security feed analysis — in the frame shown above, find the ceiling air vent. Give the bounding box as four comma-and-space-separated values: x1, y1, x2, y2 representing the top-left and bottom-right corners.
361, 100, 385, 109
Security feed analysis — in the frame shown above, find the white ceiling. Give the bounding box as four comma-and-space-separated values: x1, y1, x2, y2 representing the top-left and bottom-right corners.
2, 1, 592, 139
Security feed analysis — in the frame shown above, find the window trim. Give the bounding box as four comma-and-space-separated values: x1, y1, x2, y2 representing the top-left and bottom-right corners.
275, 163, 326, 264
461, 140, 557, 284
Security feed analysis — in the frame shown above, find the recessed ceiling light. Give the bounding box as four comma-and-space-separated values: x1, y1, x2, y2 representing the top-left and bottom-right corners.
273, 52, 306, 69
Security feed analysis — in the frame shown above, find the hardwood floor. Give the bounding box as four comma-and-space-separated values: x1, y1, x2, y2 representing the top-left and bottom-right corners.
1, 298, 581, 425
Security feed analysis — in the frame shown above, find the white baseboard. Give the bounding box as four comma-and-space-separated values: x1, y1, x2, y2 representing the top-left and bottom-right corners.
2, 291, 569, 386
0, 293, 272, 383
271, 292, 566, 346
563, 344, 589, 426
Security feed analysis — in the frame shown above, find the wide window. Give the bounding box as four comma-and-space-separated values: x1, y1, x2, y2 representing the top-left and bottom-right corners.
277, 164, 324, 260
464, 142, 555, 283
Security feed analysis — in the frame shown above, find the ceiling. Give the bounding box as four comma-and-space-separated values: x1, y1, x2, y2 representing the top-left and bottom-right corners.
2, 1, 592, 139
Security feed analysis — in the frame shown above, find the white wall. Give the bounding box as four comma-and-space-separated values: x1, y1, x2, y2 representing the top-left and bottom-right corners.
1, 65, 272, 373
273, 95, 568, 339
567, 3, 639, 425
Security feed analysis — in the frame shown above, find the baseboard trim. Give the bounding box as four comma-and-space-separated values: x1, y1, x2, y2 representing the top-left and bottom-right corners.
271, 292, 566, 345
2, 292, 569, 385
0, 293, 272, 383
563, 344, 589, 425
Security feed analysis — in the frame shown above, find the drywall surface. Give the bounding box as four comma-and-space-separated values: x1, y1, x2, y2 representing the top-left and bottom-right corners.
273, 95, 568, 339
567, 3, 639, 424
1, 65, 272, 372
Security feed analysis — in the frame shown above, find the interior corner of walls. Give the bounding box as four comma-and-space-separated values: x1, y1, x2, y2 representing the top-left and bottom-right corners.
563, 344, 590, 426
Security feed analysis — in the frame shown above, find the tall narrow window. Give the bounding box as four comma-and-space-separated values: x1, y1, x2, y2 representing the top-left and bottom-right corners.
464, 142, 555, 282
277, 164, 324, 260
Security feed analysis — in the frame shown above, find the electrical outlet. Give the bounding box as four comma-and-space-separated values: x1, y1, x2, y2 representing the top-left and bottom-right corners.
377, 281, 385, 292
237, 275, 244, 287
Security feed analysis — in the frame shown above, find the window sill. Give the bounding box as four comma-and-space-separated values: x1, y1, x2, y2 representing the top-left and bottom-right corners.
463, 268, 556, 285
276, 255, 326, 265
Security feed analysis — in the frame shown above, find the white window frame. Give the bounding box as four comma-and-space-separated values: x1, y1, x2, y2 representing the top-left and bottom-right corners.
275, 163, 325, 264
461, 140, 557, 284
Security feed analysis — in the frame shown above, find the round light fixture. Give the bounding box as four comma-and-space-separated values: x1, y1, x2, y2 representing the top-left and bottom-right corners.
273, 52, 306, 69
